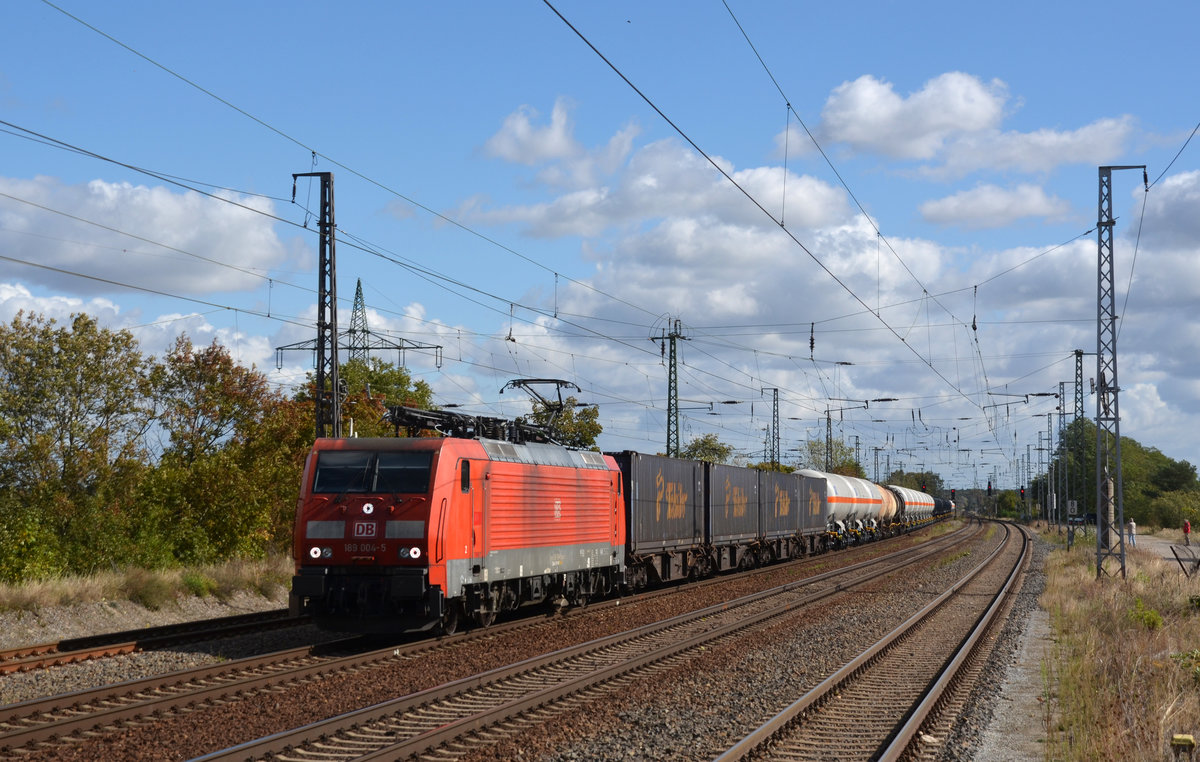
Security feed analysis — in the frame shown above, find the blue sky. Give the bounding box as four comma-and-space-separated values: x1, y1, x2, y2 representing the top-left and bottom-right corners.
3, 1, 1199, 495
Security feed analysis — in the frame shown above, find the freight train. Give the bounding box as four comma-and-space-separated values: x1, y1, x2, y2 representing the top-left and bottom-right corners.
289, 407, 951, 634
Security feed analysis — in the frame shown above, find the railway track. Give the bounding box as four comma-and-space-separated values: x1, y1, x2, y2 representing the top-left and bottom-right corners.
0, 609, 305, 674
192, 527, 973, 761
714, 521, 1030, 761
0, 523, 969, 759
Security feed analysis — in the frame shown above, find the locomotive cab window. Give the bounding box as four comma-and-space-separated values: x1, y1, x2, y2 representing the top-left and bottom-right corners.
313, 450, 433, 494
460, 460, 471, 493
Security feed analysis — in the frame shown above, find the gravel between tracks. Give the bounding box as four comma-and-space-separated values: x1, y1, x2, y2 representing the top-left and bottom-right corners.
456, 528, 1041, 758
0, 589, 290, 651
1, 526, 1053, 761
0, 588, 333, 707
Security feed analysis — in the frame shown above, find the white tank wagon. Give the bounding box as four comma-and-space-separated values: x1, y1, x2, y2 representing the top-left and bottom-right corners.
874, 483, 899, 528
798, 469, 884, 531
887, 484, 936, 523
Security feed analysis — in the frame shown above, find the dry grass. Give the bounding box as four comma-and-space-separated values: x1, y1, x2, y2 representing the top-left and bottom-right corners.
0, 554, 294, 612
1041, 530, 1200, 759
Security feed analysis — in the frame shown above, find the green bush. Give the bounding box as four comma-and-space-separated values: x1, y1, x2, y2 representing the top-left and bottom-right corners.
1173, 649, 1200, 686
181, 571, 219, 598
0, 497, 65, 584
1128, 597, 1164, 630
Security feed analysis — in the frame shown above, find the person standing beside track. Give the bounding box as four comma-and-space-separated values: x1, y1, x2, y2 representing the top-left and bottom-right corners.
1127, 518, 1137, 548
1185, 518, 1191, 547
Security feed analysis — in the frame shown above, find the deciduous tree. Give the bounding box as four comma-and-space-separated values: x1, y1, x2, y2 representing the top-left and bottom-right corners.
681, 433, 734, 464
528, 395, 602, 449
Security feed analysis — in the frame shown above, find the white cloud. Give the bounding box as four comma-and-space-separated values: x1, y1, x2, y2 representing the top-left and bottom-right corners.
468, 116, 852, 239
1140, 169, 1200, 250
482, 97, 640, 189
0, 176, 293, 296
934, 117, 1134, 177
484, 98, 581, 165
0, 281, 123, 324
814, 73, 1133, 177
819, 72, 1008, 159
920, 184, 1072, 229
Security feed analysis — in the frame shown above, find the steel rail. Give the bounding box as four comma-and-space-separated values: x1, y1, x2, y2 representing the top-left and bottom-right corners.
195, 527, 973, 761
0, 609, 303, 675
713, 521, 1025, 761
878, 524, 1032, 761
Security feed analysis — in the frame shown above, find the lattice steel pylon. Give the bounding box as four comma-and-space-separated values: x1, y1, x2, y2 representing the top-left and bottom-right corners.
1073, 348, 1090, 514
654, 318, 687, 457
1094, 165, 1146, 579
278, 177, 442, 440
348, 278, 369, 363
763, 387, 779, 467
1074, 349, 1085, 421
294, 171, 340, 439
1058, 381, 1068, 527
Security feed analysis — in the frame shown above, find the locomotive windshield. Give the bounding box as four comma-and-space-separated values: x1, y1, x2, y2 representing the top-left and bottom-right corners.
313, 450, 433, 494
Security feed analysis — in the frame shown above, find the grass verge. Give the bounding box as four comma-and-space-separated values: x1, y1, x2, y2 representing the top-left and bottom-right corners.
0, 554, 293, 612
1041, 529, 1200, 759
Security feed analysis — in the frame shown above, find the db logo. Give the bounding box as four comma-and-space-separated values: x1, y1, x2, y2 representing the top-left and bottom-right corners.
353, 521, 377, 538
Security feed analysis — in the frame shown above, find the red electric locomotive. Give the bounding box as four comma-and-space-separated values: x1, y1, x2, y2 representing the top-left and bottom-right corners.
290, 407, 950, 635
289, 411, 624, 634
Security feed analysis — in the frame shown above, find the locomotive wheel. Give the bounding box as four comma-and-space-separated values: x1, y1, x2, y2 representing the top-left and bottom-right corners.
473, 587, 499, 628
440, 601, 462, 635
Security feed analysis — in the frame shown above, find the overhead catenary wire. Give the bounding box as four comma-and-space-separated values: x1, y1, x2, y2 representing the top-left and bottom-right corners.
36, 0, 661, 325
544, 0, 984, 416
25, 1, 1161, 477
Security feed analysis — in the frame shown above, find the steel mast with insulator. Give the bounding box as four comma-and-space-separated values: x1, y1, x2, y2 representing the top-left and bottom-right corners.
294, 171, 340, 439
1094, 164, 1146, 579
654, 318, 687, 458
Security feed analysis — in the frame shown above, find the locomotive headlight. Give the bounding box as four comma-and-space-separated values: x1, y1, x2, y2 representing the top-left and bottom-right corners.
398, 547, 410, 558
308, 546, 321, 559
410, 547, 421, 559
321, 547, 333, 559
362, 503, 375, 515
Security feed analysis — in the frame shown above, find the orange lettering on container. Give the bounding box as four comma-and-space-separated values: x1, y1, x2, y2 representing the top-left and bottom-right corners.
656, 469, 688, 520
725, 476, 748, 518
774, 484, 791, 517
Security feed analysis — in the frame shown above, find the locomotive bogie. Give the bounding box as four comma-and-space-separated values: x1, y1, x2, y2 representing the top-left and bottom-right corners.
291, 566, 445, 633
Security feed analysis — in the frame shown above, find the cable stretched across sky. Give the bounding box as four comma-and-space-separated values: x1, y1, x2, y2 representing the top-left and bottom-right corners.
5, 2, 1199, 481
